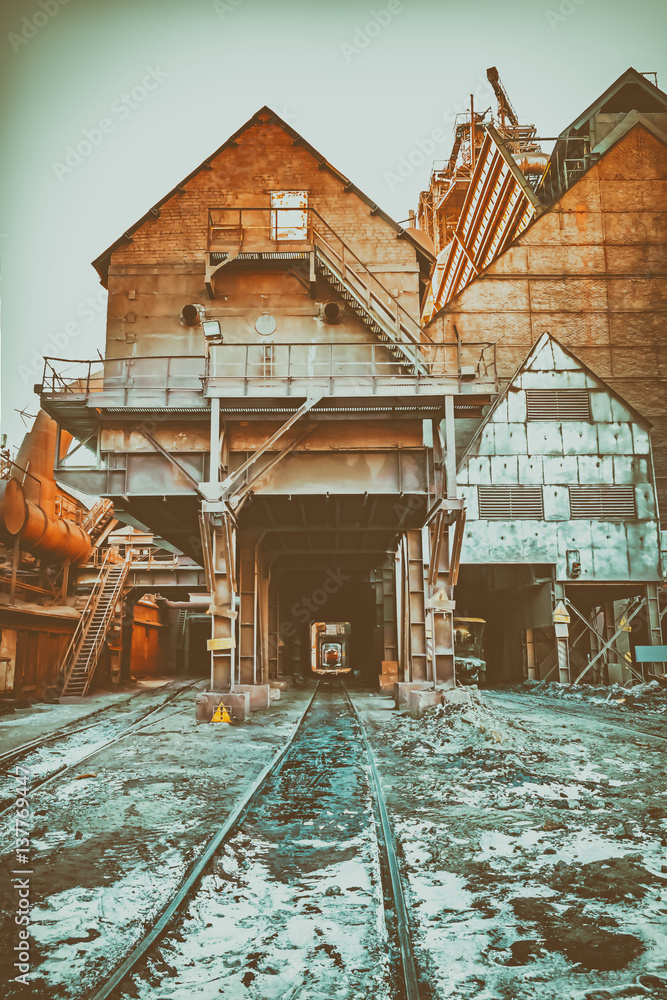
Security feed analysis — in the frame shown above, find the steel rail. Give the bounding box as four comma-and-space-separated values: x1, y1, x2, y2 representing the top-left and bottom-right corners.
0, 680, 180, 771
342, 684, 421, 1000
0, 681, 204, 820
88, 683, 321, 1000
486, 690, 667, 745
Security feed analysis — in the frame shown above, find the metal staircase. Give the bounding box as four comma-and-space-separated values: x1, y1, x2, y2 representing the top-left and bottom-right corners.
82, 498, 117, 547
59, 550, 132, 697
310, 218, 430, 376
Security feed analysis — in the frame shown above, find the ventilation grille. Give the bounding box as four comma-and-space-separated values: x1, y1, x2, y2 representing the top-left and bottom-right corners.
478, 486, 544, 519
569, 485, 636, 520
526, 389, 590, 420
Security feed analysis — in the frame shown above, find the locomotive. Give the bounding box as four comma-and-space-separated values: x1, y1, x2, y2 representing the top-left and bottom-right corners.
310, 621, 352, 676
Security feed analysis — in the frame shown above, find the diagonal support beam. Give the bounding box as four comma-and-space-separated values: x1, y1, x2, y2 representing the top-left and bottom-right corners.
231, 426, 317, 506
138, 428, 200, 489
220, 395, 321, 497
573, 597, 646, 685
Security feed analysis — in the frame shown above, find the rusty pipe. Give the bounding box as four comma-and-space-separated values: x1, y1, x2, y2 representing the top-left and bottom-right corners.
1, 478, 91, 566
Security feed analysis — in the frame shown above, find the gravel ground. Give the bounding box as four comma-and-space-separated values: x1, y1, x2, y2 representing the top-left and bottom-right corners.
1, 680, 666, 1000
0, 683, 312, 999
355, 687, 667, 1000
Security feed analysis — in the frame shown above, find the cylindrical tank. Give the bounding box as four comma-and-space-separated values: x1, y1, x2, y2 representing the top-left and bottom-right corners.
515, 152, 549, 176
1, 478, 91, 565
0, 410, 92, 565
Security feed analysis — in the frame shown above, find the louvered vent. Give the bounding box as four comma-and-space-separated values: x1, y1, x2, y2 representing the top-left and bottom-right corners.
478, 486, 544, 519
526, 389, 590, 420
569, 485, 636, 520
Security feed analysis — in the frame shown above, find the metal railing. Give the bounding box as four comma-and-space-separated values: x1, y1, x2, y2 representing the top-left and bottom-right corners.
40, 340, 498, 403
205, 340, 497, 394
41, 356, 206, 402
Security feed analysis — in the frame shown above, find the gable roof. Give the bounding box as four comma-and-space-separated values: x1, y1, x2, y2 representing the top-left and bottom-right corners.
591, 108, 667, 156
91, 106, 435, 285
562, 67, 667, 136
458, 332, 651, 470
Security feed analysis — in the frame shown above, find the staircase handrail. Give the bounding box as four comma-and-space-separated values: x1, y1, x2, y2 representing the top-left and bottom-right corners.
58, 548, 115, 688
82, 498, 115, 539
309, 209, 433, 351
77, 552, 133, 694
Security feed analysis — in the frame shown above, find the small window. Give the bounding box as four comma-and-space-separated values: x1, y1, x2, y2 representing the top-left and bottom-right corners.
270, 190, 308, 240
478, 486, 544, 519
569, 485, 636, 520
526, 389, 590, 421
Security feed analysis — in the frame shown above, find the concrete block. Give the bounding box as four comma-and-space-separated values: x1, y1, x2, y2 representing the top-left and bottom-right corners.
232, 684, 271, 711
394, 681, 433, 709
195, 691, 249, 724
270, 680, 290, 690
379, 674, 396, 692
409, 689, 444, 717
269, 686, 281, 702
442, 688, 472, 706
382, 660, 399, 676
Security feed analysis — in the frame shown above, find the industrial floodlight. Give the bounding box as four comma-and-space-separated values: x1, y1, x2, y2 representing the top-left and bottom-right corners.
202, 320, 223, 341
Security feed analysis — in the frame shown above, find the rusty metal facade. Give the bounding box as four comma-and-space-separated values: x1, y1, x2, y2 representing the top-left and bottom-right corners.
33, 73, 667, 690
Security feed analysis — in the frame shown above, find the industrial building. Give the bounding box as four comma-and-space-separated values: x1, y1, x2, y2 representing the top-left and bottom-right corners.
0, 66, 665, 703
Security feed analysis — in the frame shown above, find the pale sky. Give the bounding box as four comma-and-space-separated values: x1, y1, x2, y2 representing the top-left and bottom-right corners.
1, 0, 666, 446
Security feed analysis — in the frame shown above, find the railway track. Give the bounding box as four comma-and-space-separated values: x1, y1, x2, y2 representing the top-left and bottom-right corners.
0, 679, 186, 771
89, 681, 421, 1000
0, 679, 205, 820
486, 689, 667, 745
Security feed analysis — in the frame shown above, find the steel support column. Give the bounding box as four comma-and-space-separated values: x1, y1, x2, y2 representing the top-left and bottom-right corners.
238, 532, 258, 686
201, 512, 237, 691
646, 582, 663, 651
406, 529, 428, 681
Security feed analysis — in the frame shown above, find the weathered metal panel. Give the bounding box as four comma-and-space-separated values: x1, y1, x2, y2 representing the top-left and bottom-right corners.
542, 456, 579, 484
513, 370, 589, 390
543, 486, 571, 521
634, 483, 657, 520
249, 450, 429, 495
590, 521, 630, 578
486, 520, 523, 561
526, 422, 563, 456
458, 486, 478, 519
506, 389, 527, 423
490, 456, 519, 484
493, 423, 528, 455
517, 455, 544, 485
596, 422, 634, 454
560, 421, 599, 455
625, 522, 661, 578
632, 425, 651, 455
577, 455, 614, 484
467, 457, 492, 485
520, 520, 557, 562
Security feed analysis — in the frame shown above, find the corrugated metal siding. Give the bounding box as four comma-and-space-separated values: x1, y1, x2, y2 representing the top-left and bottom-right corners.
526, 389, 591, 421
568, 485, 636, 519
478, 485, 544, 519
